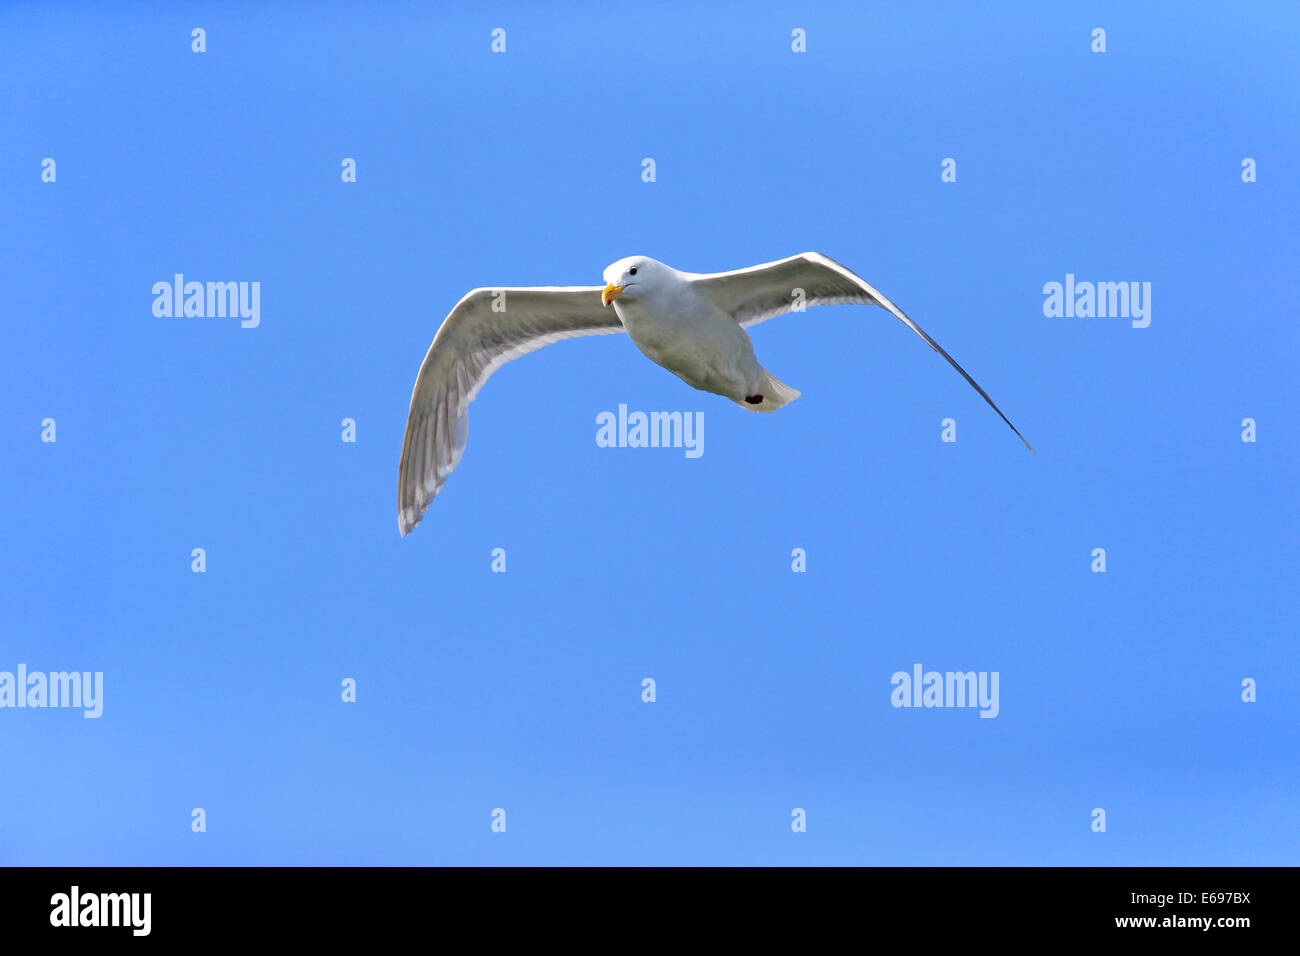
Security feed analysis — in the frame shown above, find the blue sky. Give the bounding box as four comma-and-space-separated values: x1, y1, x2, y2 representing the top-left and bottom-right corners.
2, 1, 1296, 865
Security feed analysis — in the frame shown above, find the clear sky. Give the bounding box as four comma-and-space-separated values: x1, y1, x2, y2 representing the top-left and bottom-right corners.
2, 2, 1296, 865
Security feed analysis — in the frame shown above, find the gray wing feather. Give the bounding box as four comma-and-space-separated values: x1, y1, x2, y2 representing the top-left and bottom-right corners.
688, 253, 1035, 453
398, 286, 625, 535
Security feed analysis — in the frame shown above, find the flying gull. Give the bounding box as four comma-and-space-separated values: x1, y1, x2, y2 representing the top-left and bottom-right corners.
398, 252, 1033, 536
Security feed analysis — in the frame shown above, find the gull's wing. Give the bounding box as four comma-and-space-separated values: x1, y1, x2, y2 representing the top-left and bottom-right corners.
686, 252, 1035, 453
398, 286, 624, 536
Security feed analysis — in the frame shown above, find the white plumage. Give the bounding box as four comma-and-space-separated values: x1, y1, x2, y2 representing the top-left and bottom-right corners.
398, 252, 1033, 536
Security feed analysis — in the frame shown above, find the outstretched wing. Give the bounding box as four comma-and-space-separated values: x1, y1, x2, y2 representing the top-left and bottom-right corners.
686, 252, 1035, 453
398, 286, 625, 536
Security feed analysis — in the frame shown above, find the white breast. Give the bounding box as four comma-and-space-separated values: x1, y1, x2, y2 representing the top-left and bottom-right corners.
614, 283, 761, 398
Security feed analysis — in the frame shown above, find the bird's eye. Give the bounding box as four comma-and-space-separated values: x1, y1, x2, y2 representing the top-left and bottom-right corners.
629, 268, 637, 276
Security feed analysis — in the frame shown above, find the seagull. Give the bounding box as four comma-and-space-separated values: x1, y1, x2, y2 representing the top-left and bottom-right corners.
398, 252, 1033, 536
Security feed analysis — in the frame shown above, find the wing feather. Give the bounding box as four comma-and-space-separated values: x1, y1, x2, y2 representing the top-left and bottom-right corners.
398, 286, 625, 535
688, 253, 1035, 453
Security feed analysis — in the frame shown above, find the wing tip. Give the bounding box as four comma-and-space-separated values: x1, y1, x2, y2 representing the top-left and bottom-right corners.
397, 495, 424, 537
398, 504, 425, 537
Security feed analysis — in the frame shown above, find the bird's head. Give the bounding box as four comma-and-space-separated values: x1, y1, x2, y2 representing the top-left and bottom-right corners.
602, 256, 665, 306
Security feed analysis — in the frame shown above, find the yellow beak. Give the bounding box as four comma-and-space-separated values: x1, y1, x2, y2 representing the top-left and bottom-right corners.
602, 283, 625, 307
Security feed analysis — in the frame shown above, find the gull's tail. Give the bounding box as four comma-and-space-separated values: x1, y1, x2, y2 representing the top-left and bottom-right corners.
738, 368, 801, 413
